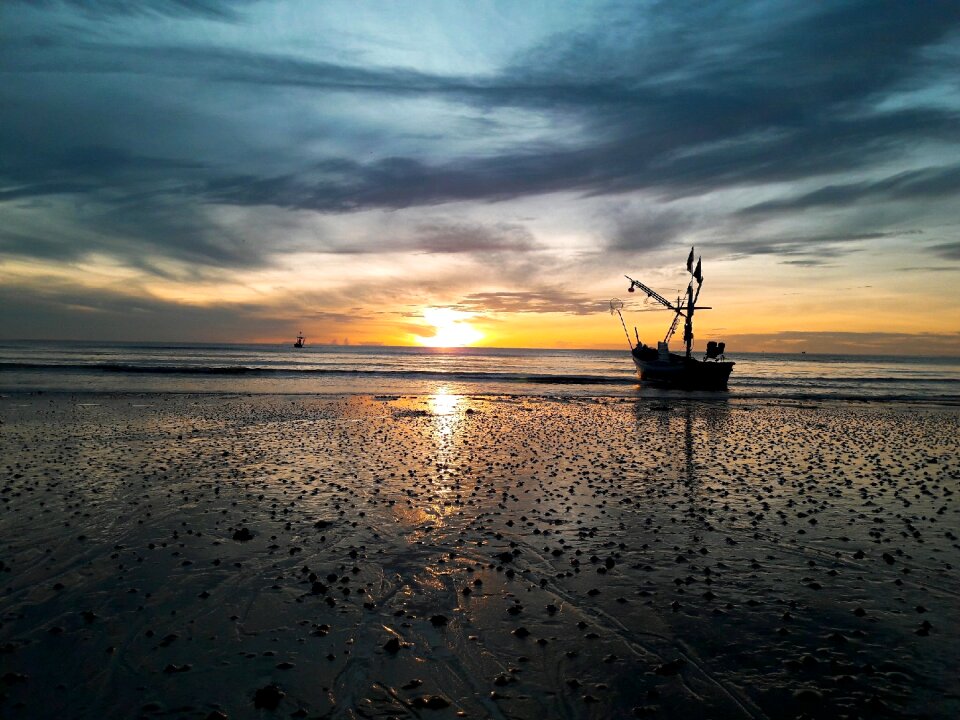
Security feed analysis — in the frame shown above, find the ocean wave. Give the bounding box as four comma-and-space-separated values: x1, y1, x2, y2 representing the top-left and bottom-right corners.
0, 361, 637, 386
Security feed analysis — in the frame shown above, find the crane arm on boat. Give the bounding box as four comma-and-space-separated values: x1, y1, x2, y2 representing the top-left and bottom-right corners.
624, 276, 711, 312
624, 273, 711, 353
624, 276, 678, 311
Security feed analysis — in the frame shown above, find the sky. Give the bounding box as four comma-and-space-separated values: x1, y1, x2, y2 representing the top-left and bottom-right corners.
1, 0, 959, 354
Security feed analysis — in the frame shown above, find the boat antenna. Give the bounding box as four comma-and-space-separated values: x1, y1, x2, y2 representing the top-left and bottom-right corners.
609, 299, 633, 349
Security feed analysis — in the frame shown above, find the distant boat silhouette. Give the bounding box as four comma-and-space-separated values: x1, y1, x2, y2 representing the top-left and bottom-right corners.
612, 248, 734, 389
294, 332, 305, 348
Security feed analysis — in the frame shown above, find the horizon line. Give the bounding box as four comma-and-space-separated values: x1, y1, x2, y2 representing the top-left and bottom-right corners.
0, 338, 958, 360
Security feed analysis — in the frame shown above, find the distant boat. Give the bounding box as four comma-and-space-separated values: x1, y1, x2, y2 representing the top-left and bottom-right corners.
611, 248, 734, 389
294, 332, 305, 348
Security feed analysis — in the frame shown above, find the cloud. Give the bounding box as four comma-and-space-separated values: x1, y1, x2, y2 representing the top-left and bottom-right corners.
0, 143, 207, 202
454, 289, 604, 316
248, 218, 540, 257
411, 222, 536, 254
928, 241, 960, 261
710, 230, 925, 262
779, 258, 837, 267
11, 0, 253, 20
0, 196, 273, 273
0, 280, 283, 342
740, 165, 960, 214
604, 206, 693, 253
308, 310, 367, 324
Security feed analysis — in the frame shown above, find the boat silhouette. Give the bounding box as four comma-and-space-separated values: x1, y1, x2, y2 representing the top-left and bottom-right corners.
612, 248, 734, 389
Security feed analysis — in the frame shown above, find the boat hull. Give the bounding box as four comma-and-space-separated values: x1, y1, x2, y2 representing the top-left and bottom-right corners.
632, 350, 734, 389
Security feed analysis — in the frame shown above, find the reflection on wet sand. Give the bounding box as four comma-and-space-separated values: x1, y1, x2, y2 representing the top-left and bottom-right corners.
388, 387, 471, 534
429, 385, 461, 450
641, 400, 734, 549
429, 385, 462, 416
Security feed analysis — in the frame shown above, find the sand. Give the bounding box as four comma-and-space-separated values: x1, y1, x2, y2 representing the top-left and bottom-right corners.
1, 392, 958, 719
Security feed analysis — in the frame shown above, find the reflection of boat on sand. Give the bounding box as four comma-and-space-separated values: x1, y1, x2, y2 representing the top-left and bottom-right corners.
612, 248, 734, 389
294, 331, 305, 348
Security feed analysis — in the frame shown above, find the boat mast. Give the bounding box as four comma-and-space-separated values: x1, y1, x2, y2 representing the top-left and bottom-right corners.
684, 252, 703, 358
684, 285, 694, 358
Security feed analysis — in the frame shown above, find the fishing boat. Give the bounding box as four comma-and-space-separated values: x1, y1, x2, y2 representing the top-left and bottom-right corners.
611, 248, 734, 389
293, 331, 305, 348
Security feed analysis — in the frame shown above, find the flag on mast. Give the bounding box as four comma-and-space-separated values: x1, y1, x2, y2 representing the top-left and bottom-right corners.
693, 257, 703, 284
686, 247, 695, 273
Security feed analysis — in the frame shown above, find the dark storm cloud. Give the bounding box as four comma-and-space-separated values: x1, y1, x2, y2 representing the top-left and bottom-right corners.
2, 0, 960, 271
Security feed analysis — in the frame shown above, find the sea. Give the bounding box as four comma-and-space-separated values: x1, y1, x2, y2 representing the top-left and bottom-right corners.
0, 341, 957, 405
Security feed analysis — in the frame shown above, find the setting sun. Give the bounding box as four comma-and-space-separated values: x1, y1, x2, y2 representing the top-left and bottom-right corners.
414, 308, 484, 347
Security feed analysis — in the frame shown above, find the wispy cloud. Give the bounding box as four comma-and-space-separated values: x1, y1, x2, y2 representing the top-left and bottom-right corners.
11, 0, 255, 21
740, 165, 960, 215
929, 241, 960, 261
454, 289, 607, 316
711, 231, 911, 260
411, 222, 537, 254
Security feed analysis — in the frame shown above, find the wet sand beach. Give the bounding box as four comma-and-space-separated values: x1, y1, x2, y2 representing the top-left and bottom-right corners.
1, 392, 958, 719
